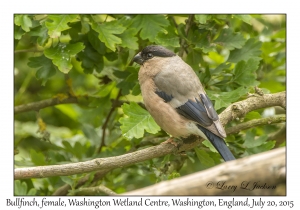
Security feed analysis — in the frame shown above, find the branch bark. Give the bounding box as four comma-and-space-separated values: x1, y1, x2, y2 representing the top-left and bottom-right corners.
226, 114, 286, 135
178, 15, 194, 57
52, 169, 110, 196
123, 147, 286, 196
221, 91, 286, 125
73, 185, 117, 196
14, 91, 286, 180
14, 97, 78, 114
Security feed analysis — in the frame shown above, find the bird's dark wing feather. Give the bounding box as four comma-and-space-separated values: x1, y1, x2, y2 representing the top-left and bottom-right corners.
155, 90, 173, 103
197, 125, 235, 161
177, 98, 212, 126
155, 90, 218, 127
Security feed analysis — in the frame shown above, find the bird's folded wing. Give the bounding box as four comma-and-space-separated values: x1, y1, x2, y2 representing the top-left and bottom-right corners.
153, 63, 226, 138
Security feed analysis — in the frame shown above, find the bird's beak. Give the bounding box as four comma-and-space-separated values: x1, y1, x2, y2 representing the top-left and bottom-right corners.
132, 52, 144, 65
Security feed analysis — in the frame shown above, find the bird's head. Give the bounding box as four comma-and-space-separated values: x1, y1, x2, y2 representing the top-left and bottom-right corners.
133, 45, 176, 65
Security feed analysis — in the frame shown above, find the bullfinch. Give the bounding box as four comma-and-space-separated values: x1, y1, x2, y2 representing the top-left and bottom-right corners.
133, 45, 235, 161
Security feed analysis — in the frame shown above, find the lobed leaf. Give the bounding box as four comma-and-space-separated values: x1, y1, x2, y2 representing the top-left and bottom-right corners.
44, 42, 85, 73
91, 19, 126, 51
27, 55, 57, 85
130, 15, 169, 42
233, 58, 260, 87
207, 87, 249, 110
45, 15, 79, 38
227, 38, 262, 63
14, 15, 32, 32
119, 102, 160, 140
214, 28, 246, 50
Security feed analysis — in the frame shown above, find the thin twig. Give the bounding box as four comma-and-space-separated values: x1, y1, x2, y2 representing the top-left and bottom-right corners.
14, 97, 78, 114
226, 114, 286, 135
179, 15, 194, 57
52, 169, 110, 196
73, 185, 117, 196
97, 90, 122, 153
14, 49, 43, 54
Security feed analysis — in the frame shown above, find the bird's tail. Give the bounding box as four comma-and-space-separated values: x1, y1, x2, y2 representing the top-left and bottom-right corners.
197, 125, 235, 161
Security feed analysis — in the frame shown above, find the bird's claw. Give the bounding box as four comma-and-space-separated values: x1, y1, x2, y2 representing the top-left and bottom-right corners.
162, 138, 178, 147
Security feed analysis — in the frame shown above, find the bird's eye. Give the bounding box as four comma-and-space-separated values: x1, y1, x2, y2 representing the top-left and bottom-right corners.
147, 53, 153, 58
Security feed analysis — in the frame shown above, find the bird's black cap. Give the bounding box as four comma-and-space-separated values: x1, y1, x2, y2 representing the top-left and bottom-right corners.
141, 45, 176, 58
133, 45, 176, 65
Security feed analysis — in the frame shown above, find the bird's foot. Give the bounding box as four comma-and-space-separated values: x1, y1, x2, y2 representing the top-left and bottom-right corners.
162, 137, 178, 147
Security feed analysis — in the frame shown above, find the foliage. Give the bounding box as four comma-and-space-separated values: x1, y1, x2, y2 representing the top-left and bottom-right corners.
14, 14, 286, 195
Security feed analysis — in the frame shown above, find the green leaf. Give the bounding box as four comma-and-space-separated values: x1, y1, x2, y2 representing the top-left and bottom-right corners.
195, 15, 212, 24
30, 149, 46, 166
244, 131, 268, 148
88, 29, 106, 54
81, 123, 100, 146
46, 15, 78, 38
189, 30, 213, 53
61, 176, 74, 186
62, 140, 74, 154
73, 142, 83, 159
14, 180, 27, 195
186, 49, 203, 70
96, 82, 116, 97
243, 128, 278, 155
202, 140, 218, 153
132, 83, 141, 96
208, 51, 224, 64
28, 24, 49, 46
155, 26, 180, 47
227, 38, 262, 63
233, 58, 260, 87
14, 15, 32, 32
28, 55, 57, 85
14, 25, 25, 40
56, 104, 79, 121
119, 102, 160, 139
211, 62, 231, 74
207, 86, 249, 110
114, 67, 139, 95
118, 28, 139, 50
233, 15, 252, 25
244, 112, 261, 121
194, 147, 215, 167
104, 52, 118, 61
214, 28, 246, 50
44, 42, 85, 73
77, 43, 104, 74
27, 188, 37, 196
131, 15, 169, 42
91, 19, 126, 51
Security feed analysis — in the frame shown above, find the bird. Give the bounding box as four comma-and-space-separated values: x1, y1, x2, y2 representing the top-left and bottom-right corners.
133, 45, 235, 161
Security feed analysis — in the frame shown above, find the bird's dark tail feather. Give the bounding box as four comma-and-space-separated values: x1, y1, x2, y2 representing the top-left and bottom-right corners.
197, 125, 235, 161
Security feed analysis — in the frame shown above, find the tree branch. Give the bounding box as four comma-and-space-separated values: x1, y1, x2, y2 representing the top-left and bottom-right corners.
15, 143, 177, 180
14, 97, 78, 114
14, 49, 43, 54
97, 90, 122, 153
73, 185, 117, 196
52, 169, 110, 196
226, 114, 286, 135
179, 15, 194, 57
221, 91, 286, 126
14, 91, 286, 180
123, 147, 286, 196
